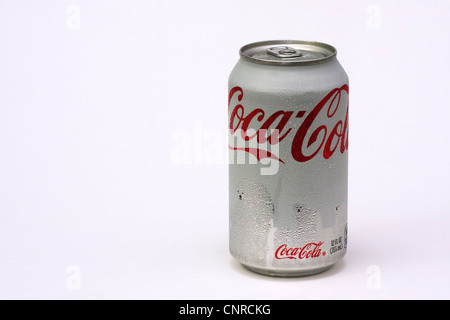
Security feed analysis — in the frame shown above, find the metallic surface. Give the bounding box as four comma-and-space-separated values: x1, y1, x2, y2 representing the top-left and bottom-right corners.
228, 40, 349, 277
240, 40, 337, 66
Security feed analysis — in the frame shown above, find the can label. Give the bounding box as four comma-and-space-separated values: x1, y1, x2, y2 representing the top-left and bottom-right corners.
228, 84, 349, 271
228, 85, 349, 167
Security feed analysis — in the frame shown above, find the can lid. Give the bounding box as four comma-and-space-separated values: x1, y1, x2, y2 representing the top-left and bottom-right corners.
239, 40, 337, 66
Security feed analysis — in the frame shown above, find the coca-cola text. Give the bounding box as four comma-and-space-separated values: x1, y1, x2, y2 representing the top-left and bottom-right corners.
275, 242, 325, 260
228, 85, 349, 163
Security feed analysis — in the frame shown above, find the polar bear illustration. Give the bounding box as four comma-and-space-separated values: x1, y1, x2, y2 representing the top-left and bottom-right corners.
229, 178, 274, 264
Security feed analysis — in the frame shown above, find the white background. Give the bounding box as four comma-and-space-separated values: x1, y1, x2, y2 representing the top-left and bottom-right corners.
0, 0, 449, 300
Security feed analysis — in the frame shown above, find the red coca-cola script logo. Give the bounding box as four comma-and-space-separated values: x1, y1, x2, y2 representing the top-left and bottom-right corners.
275, 242, 325, 260
228, 85, 349, 163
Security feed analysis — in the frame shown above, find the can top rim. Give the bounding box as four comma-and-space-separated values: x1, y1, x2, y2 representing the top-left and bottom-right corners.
239, 40, 337, 66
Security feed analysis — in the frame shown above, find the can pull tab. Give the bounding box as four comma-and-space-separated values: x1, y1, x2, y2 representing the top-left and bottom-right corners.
267, 46, 303, 58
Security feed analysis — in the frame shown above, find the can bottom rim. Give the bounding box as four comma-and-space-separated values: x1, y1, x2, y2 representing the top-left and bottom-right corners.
241, 264, 334, 278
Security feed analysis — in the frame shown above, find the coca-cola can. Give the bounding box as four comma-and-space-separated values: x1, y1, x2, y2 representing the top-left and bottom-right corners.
228, 40, 349, 277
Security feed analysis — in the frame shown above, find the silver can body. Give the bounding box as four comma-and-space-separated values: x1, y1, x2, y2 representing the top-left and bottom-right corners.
228, 41, 349, 277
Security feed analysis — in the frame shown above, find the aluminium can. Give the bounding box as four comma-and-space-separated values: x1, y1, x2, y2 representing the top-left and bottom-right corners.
228, 40, 349, 277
